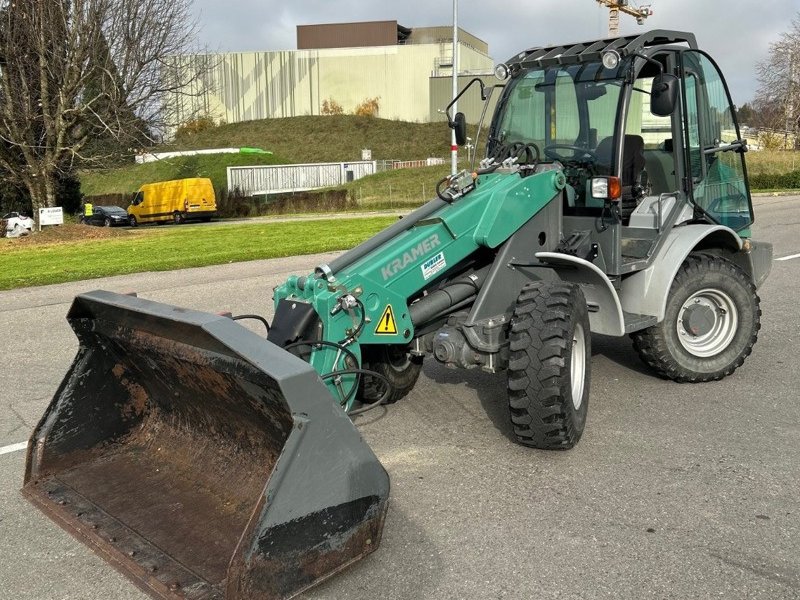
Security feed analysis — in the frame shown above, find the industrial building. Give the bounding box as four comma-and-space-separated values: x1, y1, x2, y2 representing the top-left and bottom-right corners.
173, 20, 495, 126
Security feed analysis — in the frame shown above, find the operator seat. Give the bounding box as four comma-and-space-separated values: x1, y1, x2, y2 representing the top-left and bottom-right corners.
595, 135, 646, 218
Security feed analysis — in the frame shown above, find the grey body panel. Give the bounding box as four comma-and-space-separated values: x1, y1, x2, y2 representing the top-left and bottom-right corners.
744, 240, 773, 288
465, 194, 563, 325
619, 224, 742, 322
627, 194, 694, 230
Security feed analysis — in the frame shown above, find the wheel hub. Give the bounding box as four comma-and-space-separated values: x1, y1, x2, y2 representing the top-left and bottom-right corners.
681, 302, 715, 336
676, 289, 738, 358
385, 345, 411, 372
570, 323, 586, 410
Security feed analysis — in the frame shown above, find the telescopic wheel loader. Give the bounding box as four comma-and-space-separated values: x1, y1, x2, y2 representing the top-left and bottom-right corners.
24, 31, 772, 600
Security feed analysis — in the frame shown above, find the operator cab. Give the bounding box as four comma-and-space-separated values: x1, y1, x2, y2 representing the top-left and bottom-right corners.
484, 31, 753, 275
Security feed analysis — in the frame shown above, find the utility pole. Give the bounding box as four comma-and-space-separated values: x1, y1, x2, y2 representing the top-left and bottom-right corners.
786, 50, 795, 150
596, 0, 652, 37
451, 0, 459, 175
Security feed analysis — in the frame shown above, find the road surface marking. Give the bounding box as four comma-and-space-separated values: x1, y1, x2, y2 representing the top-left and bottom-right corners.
0, 441, 27, 455
776, 253, 800, 262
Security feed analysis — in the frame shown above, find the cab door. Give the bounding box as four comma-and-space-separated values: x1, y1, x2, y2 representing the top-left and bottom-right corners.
680, 50, 754, 231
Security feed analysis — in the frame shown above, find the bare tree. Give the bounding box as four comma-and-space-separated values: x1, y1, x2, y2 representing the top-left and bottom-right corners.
754, 13, 800, 147
0, 0, 207, 212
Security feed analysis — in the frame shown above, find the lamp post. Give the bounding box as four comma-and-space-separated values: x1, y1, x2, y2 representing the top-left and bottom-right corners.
451, 0, 459, 175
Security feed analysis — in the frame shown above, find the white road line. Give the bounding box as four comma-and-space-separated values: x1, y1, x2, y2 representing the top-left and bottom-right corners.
776, 253, 800, 262
0, 441, 28, 455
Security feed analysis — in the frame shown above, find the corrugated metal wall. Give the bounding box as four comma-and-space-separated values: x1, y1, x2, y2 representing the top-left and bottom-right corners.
173, 43, 494, 126
228, 161, 377, 195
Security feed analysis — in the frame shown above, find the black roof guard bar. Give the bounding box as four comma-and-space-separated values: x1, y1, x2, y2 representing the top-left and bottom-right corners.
507, 30, 698, 71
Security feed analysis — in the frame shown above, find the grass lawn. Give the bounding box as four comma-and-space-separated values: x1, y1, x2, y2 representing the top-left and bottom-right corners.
344, 164, 452, 209
0, 217, 395, 290
746, 150, 800, 176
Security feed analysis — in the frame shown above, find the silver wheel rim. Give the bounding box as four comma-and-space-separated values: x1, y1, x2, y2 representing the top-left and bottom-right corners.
676, 288, 738, 357
570, 323, 586, 410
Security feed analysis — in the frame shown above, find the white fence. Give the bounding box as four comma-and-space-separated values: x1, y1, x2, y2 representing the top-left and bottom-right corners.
227, 161, 377, 196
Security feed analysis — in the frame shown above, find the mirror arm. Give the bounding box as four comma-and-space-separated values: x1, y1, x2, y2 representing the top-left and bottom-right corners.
444, 77, 486, 127
630, 52, 664, 75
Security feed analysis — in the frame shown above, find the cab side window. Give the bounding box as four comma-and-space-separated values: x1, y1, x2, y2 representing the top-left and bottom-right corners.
626, 76, 677, 195
681, 51, 752, 230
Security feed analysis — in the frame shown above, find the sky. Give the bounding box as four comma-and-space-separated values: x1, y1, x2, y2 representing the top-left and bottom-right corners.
191, 0, 798, 105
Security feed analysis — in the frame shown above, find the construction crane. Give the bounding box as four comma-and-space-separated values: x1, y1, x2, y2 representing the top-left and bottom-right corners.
596, 0, 653, 36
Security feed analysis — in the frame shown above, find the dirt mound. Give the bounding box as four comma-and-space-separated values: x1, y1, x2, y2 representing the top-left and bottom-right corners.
9, 223, 130, 246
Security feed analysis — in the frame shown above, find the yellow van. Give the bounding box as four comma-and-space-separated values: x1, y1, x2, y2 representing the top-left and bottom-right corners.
128, 178, 216, 226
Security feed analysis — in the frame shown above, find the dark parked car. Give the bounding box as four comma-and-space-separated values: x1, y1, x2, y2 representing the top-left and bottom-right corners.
83, 206, 129, 227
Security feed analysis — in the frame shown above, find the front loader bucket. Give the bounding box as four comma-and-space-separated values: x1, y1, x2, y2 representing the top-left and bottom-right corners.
22, 290, 389, 600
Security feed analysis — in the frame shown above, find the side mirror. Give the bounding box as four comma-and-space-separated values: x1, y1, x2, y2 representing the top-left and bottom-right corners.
453, 112, 467, 146
651, 74, 679, 117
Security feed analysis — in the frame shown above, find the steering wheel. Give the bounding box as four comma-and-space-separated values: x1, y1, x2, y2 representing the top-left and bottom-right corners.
543, 144, 598, 163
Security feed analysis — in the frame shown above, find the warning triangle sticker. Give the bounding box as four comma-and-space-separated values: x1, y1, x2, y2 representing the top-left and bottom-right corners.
374, 305, 398, 335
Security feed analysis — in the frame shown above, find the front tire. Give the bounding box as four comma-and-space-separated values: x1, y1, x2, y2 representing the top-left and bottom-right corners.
129, 215, 137, 227
104, 217, 111, 227
631, 253, 760, 382
507, 282, 591, 449
358, 345, 423, 404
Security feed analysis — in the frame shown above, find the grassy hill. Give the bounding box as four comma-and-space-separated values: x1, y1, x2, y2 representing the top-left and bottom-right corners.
79, 115, 455, 198
164, 115, 452, 164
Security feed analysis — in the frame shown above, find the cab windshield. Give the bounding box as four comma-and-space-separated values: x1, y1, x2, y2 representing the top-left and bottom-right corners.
490, 61, 624, 185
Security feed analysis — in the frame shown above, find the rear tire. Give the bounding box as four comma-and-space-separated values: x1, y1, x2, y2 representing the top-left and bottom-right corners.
129, 215, 137, 227
358, 345, 423, 404
507, 282, 591, 449
631, 253, 760, 382
173, 211, 184, 225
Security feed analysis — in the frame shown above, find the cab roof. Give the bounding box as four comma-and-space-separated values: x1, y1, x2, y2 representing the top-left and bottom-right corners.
507, 29, 698, 71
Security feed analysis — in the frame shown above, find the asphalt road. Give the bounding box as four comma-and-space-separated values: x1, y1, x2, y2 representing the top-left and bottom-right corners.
1, 195, 799, 599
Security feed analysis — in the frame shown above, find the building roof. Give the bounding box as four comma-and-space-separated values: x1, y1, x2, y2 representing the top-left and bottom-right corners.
297, 20, 488, 55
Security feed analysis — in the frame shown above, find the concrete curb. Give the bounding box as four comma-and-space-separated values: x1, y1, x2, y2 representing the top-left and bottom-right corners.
752, 191, 800, 197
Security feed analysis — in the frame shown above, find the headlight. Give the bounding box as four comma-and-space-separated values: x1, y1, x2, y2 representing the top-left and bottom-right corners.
601, 49, 621, 70
591, 176, 621, 201
494, 63, 509, 81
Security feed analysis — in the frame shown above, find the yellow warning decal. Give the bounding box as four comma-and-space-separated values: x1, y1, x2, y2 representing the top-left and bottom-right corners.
374, 305, 398, 335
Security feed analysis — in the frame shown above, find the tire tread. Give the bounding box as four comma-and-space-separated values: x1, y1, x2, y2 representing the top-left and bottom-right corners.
631, 253, 761, 382
506, 282, 590, 450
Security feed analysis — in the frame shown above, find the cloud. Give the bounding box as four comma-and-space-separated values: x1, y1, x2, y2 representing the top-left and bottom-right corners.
191, 0, 798, 103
